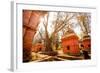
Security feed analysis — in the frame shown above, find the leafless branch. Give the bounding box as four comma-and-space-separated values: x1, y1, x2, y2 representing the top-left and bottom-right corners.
54, 13, 76, 34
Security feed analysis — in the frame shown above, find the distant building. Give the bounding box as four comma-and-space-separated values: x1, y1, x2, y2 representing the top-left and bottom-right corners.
81, 35, 91, 53
31, 43, 45, 53
61, 28, 80, 56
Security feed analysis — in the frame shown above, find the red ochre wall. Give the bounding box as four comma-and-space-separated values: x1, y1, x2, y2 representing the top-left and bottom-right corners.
32, 43, 44, 53
61, 35, 80, 56
82, 38, 91, 52
23, 10, 43, 62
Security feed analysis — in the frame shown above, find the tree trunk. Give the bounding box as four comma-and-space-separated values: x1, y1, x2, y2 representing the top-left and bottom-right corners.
42, 34, 58, 56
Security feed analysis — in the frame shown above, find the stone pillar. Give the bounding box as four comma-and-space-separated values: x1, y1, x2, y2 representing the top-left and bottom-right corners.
23, 10, 42, 62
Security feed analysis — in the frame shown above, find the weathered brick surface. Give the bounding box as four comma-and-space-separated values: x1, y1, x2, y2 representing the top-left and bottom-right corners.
23, 29, 36, 49
23, 10, 42, 62
23, 10, 32, 26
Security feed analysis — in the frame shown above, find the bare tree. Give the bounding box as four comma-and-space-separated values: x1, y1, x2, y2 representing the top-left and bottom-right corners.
40, 12, 76, 55
76, 13, 91, 35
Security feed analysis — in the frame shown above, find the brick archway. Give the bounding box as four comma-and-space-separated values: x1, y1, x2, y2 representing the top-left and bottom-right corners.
23, 10, 46, 62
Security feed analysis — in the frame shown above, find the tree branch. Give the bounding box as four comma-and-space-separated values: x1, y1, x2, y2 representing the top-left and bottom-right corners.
55, 13, 76, 33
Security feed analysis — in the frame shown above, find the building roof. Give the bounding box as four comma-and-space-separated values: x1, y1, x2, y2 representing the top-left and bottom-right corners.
62, 28, 78, 39
81, 35, 91, 41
